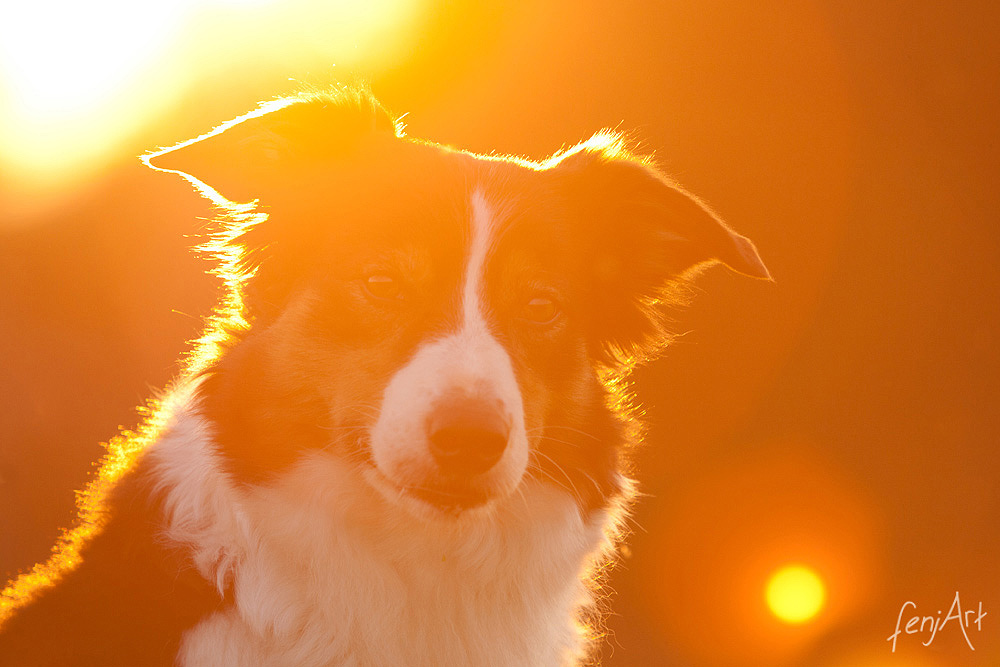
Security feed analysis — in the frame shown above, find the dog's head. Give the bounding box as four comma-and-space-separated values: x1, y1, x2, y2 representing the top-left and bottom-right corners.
145, 89, 768, 517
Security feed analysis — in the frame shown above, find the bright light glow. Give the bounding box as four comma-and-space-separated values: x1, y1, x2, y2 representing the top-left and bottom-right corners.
0, 0, 418, 220
766, 564, 826, 624
0, 0, 190, 189
0, 1, 185, 119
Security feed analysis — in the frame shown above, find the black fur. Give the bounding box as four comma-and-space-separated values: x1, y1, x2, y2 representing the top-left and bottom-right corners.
0, 464, 220, 666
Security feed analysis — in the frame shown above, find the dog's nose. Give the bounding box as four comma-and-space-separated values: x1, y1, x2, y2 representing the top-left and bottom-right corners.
427, 396, 509, 476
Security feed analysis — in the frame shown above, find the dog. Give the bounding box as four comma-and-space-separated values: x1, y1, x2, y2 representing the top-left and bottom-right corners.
0, 88, 768, 666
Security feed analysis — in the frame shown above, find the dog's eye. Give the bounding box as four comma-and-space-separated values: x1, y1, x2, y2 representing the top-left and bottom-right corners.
364, 274, 401, 300
522, 296, 559, 323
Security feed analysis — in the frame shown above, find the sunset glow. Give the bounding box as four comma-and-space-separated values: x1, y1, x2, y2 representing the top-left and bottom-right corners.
2, 1, 995, 663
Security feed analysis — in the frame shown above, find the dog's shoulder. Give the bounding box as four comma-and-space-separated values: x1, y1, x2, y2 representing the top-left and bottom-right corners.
0, 459, 220, 666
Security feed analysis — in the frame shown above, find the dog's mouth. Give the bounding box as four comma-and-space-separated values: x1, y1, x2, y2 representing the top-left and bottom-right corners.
405, 481, 491, 512
362, 463, 499, 516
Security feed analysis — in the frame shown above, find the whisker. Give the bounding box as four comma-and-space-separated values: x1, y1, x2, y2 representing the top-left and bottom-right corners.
525, 425, 601, 442
532, 448, 605, 501
531, 434, 584, 449
514, 484, 529, 512
527, 462, 583, 505
530, 450, 588, 505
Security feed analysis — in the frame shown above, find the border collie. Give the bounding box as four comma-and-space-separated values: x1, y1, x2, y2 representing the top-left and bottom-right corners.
0, 88, 768, 666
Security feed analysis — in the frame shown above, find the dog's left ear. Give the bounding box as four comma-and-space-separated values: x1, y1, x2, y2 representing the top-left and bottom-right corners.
555, 146, 770, 364
142, 92, 397, 205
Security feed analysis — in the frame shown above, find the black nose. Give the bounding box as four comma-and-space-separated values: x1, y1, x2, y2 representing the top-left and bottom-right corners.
427, 396, 510, 476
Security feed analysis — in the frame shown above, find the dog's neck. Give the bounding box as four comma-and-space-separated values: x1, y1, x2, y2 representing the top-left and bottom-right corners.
146, 390, 615, 666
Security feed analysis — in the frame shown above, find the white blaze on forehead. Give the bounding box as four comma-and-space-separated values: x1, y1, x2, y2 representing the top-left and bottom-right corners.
368, 184, 529, 500
464, 188, 496, 332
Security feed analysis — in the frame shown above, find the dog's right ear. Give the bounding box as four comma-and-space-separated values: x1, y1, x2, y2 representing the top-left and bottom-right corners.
142, 91, 398, 205
550, 140, 770, 366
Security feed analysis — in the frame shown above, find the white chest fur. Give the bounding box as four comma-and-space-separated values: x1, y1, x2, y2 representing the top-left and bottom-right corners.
148, 407, 614, 667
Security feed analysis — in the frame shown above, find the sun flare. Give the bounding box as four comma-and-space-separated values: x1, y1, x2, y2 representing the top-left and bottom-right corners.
0, 0, 417, 207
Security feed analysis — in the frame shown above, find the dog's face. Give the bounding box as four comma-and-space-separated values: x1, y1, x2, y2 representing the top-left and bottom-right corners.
146, 92, 767, 518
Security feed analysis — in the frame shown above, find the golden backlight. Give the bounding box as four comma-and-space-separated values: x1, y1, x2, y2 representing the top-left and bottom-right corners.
0, 0, 418, 215
766, 564, 826, 624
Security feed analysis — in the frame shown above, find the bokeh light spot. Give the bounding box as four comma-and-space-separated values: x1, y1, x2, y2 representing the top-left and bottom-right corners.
766, 564, 826, 624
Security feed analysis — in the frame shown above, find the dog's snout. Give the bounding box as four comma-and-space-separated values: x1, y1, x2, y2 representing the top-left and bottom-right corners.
427, 396, 509, 476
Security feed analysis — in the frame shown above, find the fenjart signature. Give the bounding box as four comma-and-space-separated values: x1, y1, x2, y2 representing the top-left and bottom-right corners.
888, 592, 987, 652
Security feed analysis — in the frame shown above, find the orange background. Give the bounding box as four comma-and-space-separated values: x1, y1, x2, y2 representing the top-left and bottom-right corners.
1, 2, 997, 664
